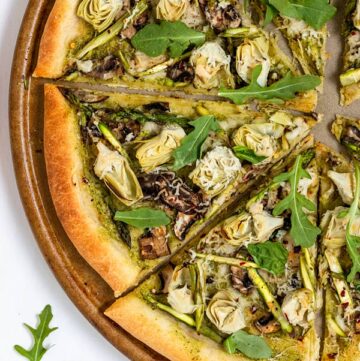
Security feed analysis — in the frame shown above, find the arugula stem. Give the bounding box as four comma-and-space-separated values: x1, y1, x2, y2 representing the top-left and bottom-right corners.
192, 252, 259, 269
247, 269, 293, 333
76, 0, 148, 59
144, 294, 223, 343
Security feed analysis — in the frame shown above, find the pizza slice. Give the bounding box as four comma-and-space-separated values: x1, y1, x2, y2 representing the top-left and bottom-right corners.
316, 143, 360, 361
105, 144, 322, 361
34, 1, 319, 111
332, 115, 360, 160
44, 84, 320, 296
340, 0, 360, 106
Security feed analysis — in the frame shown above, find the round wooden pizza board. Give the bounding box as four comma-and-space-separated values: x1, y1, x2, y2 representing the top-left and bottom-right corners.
9, 1, 166, 359
8, 0, 360, 360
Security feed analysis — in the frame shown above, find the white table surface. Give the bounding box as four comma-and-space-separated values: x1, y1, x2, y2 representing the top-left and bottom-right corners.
0, 1, 129, 360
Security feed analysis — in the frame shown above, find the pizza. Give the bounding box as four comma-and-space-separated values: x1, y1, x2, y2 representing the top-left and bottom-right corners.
105, 144, 322, 361
340, 0, 360, 105
32, 1, 360, 360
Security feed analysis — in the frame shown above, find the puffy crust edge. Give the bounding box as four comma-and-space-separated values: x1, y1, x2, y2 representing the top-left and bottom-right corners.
105, 293, 318, 361
44, 84, 141, 294
34, 0, 85, 78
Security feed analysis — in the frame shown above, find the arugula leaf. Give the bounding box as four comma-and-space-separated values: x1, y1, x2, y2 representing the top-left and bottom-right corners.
272, 155, 321, 248
224, 330, 272, 359
219, 65, 321, 105
131, 21, 205, 58
172, 115, 220, 170
233, 146, 267, 164
346, 161, 360, 282
248, 241, 288, 275
260, 0, 279, 25
269, 0, 336, 30
114, 208, 170, 228
14, 305, 58, 361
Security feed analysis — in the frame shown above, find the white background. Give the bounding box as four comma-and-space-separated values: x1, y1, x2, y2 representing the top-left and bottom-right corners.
0, 1, 128, 360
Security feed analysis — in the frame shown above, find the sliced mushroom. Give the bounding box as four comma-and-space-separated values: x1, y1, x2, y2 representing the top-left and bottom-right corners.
174, 212, 200, 240
70, 89, 109, 103
231, 266, 253, 295
199, 0, 241, 32
255, 313, 281, 334
167, 60, 195, 83
76, 55, 124, 80
158, 264, 174, 294
355, 313, 360, 333
139, 226, 170, 260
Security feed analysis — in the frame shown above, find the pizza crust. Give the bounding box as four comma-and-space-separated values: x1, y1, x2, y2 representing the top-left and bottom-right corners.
340, 83, 360, 106
105, 291, 319, 361
34, 0, 86, 78
44, 84, 142, 294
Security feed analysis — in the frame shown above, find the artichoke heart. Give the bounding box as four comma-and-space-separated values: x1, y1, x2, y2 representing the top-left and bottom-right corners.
190, 42, 234, 89
354, 0, 360, 31
321, 206, 360, 249
233, 123, 284, 159
281, 289, 314, 328
156, 0, 190, 21
167, 266, 197, 314
328, 171, 356, 205
252, 211, 284, 243
206, 289, 247, 334
189, 146, 242, 197
236, 35, 271, 87
136, 127, 186, 172
284, 117, 310, 145
222, 213, 254, 245
94, 142, 143, 206
77, 0, 124, 33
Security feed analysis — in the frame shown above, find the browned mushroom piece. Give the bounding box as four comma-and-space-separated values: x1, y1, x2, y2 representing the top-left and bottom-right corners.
77, 55, 124, 80
167, 60, 195, 83
355, 313, 360, 333
158, 264, 174, 294
199, 0, 241, 32
67, 89, 109, 104
139, 226, 170, 260
174, 212, 200, 240
230, 266, 253, 294
255, 313, 281, 334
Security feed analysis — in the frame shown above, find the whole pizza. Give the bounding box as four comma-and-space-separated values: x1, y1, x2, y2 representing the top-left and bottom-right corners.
33, 1, 360, 360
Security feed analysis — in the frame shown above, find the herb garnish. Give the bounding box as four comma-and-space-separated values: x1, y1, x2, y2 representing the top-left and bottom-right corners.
14, 305, 58, 361
223, 330, 272, 359
172, 115, 220, 170
345, 161, 360, 282
233, 146, 267, 164
114, 208, 171, 228
131, 21, 205, 58
248, 241, 288, 275
272, 154, 321, 248
219, 65, 321, 105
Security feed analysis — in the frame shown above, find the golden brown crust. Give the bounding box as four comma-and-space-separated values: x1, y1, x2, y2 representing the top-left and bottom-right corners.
34, 0, 85, 78
44, 84, 142, 294
340, 83, 360, 106
105, 292, 317, 361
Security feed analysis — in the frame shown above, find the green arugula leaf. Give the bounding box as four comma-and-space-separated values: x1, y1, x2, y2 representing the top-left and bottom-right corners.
269, 0, 337, 30
346, 161, 360, 282
131, 21, 205, 58
224, 330, 272, 359
114, 208, 171, 228
233, 146, 267, 164
272, 155, 321, 248
14, 305, 58, 361
172, 115, 220, 170
260, 0, 279, 25
219, 65, 321, 105
248, 241, 288, 275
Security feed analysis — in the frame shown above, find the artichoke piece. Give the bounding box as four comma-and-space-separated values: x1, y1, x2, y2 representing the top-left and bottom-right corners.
156, 0, 190, 21
281, 289, 314, 328
232, 123, 284, 159
190, 42, 234, 89
189, 146, 242, 197
328, 171, 356, 205
222, 212, 253, 245
167, 266, 197, 314
94, 142, 143, 205
136, 126, 185, 172
235, 35, 271, 87
206, 289, 247, 334
77, 0, 124, 33
251, 211, 284, 243
354, 0, 360, 30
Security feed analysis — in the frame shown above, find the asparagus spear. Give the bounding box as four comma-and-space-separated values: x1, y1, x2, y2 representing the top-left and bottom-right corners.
76, 0, 148, 59
192, 252, 259, 269
195, 262, 206, 333
247, 269, 293, 333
